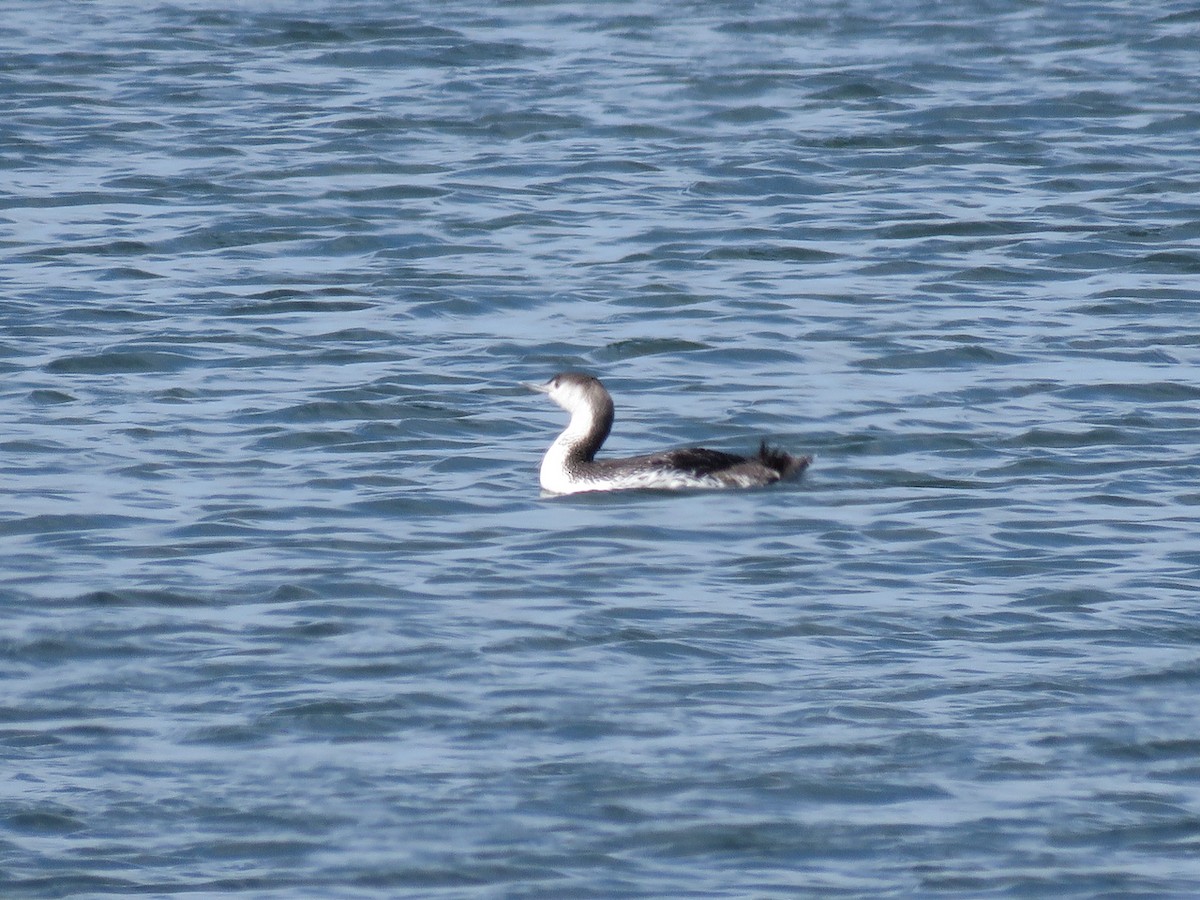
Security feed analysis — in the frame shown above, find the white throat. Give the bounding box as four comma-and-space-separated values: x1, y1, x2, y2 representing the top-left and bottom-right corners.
539, 409, 594, 493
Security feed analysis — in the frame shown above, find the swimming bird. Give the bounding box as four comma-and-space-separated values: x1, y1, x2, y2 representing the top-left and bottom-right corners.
525, 371, 810, 494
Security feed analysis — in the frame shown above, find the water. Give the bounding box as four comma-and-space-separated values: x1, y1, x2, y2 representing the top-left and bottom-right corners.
3, 0, 1200, 896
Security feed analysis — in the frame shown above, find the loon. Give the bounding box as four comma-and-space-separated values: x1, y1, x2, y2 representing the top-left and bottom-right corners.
525, 371, 811, 495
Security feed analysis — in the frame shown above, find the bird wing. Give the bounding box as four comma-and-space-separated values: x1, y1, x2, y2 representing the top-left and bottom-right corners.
632, 447, 749, 477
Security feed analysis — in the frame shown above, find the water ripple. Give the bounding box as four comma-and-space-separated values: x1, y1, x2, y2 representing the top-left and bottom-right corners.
3, 0, 1200, 896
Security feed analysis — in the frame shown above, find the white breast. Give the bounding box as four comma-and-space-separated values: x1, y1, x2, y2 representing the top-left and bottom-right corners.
539, 458, 729, 495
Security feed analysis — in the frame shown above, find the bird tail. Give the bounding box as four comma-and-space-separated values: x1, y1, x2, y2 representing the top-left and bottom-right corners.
758, 441, 811, 479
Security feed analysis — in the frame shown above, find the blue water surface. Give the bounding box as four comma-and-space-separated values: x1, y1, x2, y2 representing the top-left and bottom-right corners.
3, 1, 1200, 896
